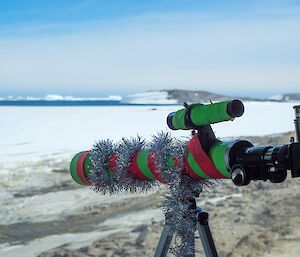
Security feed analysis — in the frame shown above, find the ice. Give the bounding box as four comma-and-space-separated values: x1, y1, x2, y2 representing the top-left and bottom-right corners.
0, 229, 123, 257
268, 94, 284, 101
0, 102, 298, 164
0, 187, 158, 225
0, 207, 163, 257
0, 94, 123, 101
199, 194, 242, 205
122, 91, 178, 104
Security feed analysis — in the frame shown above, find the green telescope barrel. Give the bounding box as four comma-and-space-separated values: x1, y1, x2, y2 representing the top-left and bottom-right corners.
70, 140, 247, 185
70, 151, 93, 186
167, 99, 244, 130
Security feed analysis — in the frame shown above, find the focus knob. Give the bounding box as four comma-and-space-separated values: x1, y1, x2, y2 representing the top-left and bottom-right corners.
231, 165, 249, 186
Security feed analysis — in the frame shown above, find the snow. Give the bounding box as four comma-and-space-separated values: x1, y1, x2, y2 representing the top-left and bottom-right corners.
0, 94, 123, 101
0, 187, 158, 225
0, 207, 163, 257
0, 101, 299, 164
0, 229, 122, 257
122, 91, 178, 104
268, 94, 284, 101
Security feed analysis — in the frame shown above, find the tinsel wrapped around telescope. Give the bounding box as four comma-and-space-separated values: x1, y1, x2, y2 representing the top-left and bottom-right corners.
70, 132, 233, 193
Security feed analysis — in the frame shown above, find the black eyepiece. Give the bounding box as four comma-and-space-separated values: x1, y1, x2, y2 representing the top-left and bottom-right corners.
227, 99, 244, 118
167, 112, 177, 130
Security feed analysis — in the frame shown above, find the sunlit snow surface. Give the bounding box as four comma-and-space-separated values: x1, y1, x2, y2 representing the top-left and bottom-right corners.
0, 101, 299, 163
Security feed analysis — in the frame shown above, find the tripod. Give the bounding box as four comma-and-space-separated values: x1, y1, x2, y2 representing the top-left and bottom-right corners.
154, 197, 218, 257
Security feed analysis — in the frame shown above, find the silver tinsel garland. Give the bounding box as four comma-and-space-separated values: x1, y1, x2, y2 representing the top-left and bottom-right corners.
90, 132, 214, 256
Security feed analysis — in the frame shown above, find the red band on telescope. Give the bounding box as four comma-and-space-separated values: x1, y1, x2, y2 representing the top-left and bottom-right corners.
187, 136, 226, 179
129, 151, 150, 180
108, 153, 119, 174
186, 158, 203, 179
148, 152, 166, 183
77, 151, 92, 185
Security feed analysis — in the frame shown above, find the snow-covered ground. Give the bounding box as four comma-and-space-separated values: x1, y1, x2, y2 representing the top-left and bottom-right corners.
0, 101, 299, 164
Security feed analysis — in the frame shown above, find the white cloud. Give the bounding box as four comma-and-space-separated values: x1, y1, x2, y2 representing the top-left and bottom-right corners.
0, 8, 299, 96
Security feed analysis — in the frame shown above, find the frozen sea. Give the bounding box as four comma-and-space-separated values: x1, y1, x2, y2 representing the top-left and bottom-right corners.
0, 101, 299, 163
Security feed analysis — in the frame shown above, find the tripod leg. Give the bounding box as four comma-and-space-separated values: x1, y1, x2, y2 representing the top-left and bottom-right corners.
196, 211, 218, 257
154, 224, 174, 257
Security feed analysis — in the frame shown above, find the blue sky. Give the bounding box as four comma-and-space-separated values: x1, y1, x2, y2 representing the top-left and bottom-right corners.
0, 0, 300, 97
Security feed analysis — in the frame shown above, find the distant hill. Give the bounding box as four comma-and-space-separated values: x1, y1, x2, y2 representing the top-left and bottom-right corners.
123, 90, 261, 104
165, 89, 229, 103
123, 90, 300, 104
123, 89, 232, 104
268, 93, 300, 102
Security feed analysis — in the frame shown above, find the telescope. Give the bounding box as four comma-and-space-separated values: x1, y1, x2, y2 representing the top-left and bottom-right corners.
167, 99, 244, 130
69, 99, 300, 257
70, 99, 300, 187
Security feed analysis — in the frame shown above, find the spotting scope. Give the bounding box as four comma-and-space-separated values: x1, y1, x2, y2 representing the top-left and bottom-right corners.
167, 99, 244, 130
70, 100, 300, 188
